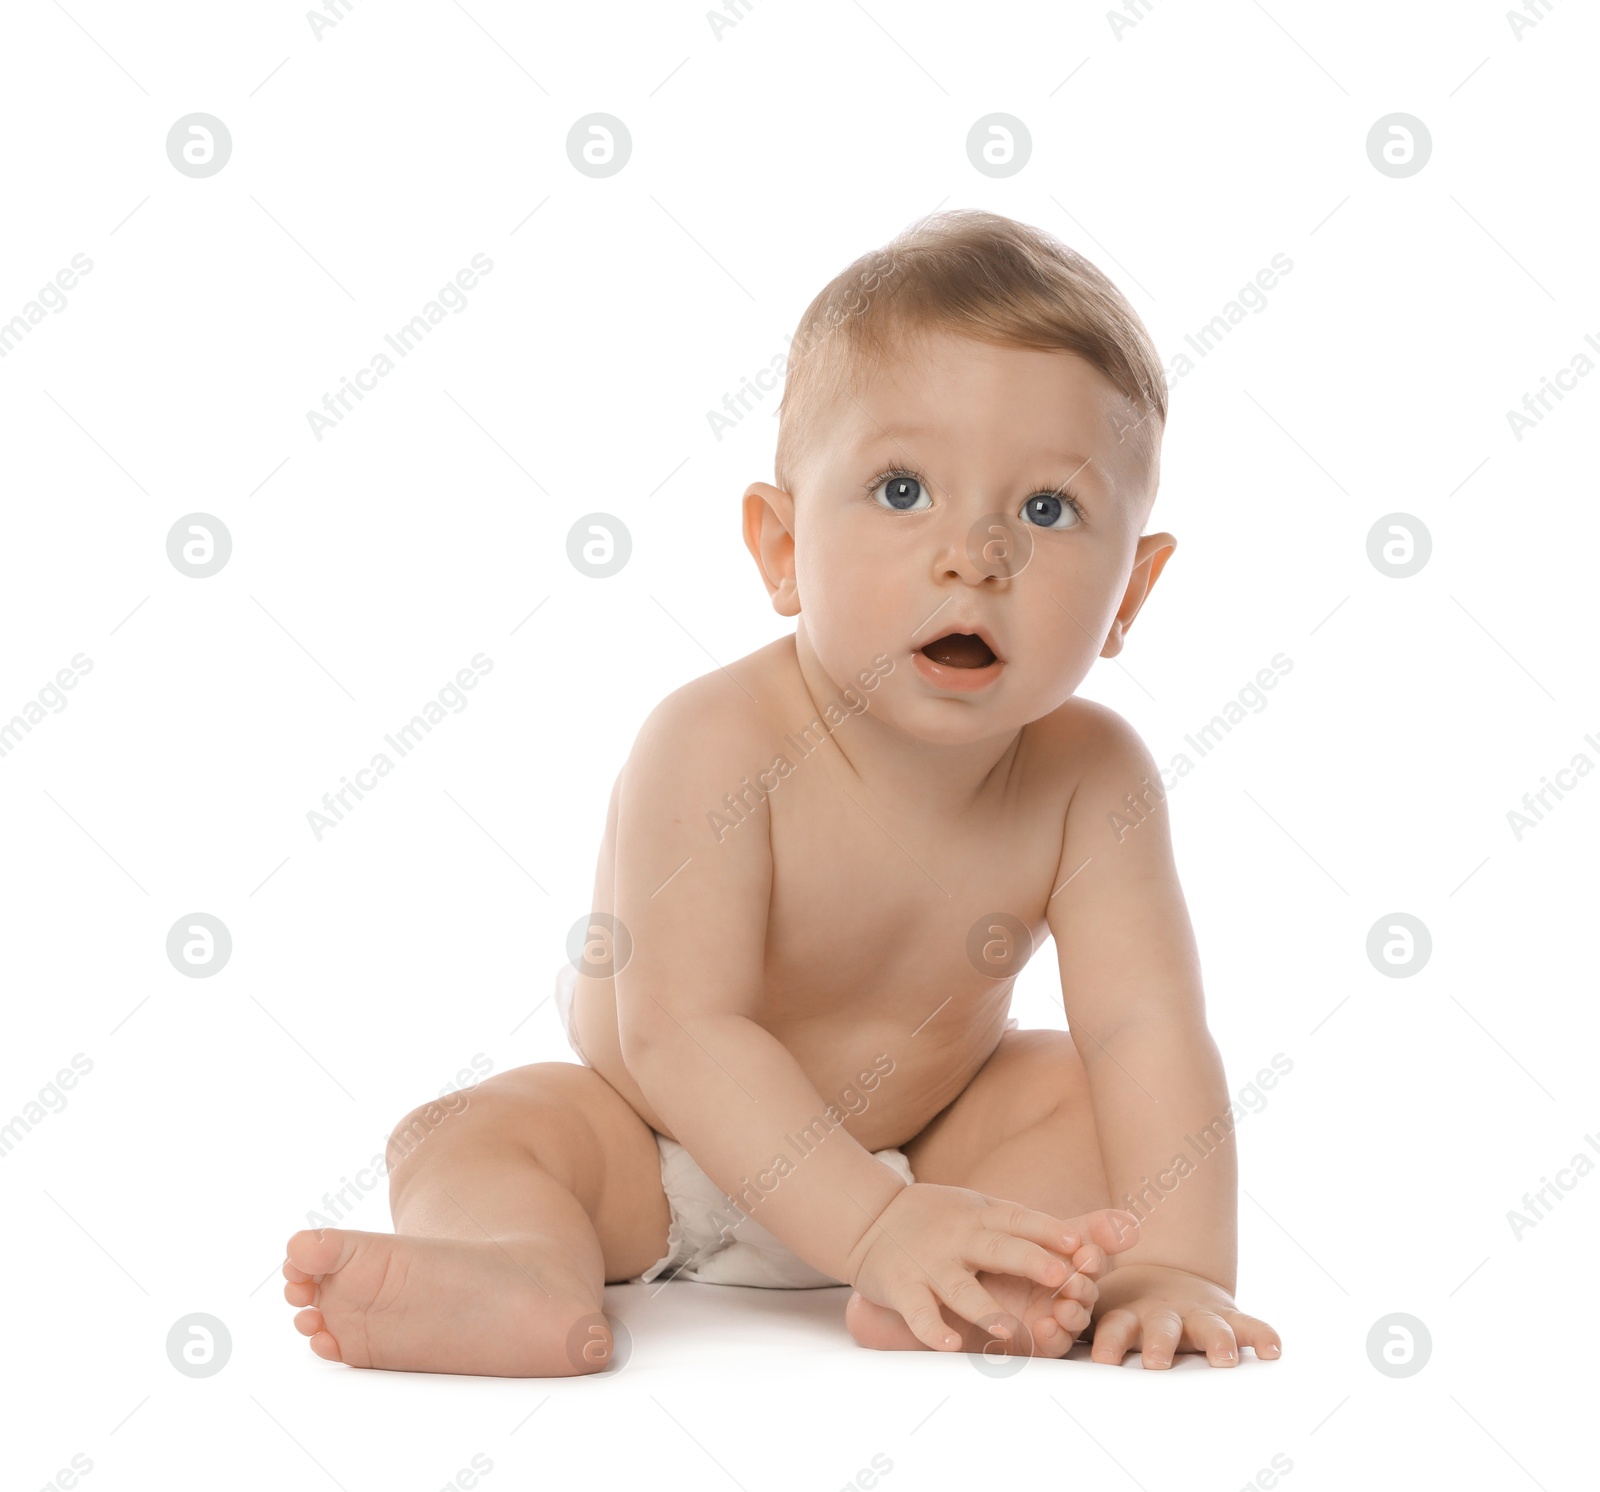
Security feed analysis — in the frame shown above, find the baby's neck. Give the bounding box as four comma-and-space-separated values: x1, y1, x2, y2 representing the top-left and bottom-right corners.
789, 627, 1025, 812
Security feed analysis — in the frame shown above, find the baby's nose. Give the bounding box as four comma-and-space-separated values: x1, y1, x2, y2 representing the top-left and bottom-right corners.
935, 512, 1031, 583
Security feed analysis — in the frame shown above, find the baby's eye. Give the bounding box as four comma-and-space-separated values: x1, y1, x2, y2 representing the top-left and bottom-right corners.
872, 474, 930, 511
1020, 492, 1080, 530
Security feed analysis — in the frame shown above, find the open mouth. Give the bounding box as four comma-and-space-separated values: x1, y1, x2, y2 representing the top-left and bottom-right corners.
919, 632, 999, 669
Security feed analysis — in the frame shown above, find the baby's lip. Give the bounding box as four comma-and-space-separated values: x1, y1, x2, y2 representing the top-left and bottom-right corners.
913, 621, 1004, 665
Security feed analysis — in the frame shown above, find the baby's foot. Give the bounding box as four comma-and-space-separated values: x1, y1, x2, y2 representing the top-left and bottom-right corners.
281, 1228, 612, 1377
846, 1265, 1093, 1358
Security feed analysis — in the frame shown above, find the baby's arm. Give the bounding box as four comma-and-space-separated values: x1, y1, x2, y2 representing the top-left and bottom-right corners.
612, 690, 1107, 1348
1046, 703, 1281, 1366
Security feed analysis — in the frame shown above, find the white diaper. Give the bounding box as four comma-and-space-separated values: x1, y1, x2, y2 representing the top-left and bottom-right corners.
551, 963, 915, 1289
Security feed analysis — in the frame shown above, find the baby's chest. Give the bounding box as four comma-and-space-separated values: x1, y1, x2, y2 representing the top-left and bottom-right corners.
761, 768, 1063, 984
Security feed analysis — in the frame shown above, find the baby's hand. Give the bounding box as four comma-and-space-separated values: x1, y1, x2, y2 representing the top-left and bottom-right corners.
1088, 1263, 1282, 1369
844, 1182, 1139, 1352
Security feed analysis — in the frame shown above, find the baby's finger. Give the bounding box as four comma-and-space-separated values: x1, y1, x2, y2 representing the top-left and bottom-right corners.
936, 1270, 1021, 1342
981, 1199, 1103, 1257
974, 1234, 1076, 1291
1184, 1309, 1238, 1367
892, 1284, 965, 1352
1064, 1241, 1108, 1279
1090, 1306, 1140, 1365
1223, 1309, 1283, 1361
1061, 1207, 1141, 1256
1140, 1307, 1184, 1370
1052, 1266, 1098, 1314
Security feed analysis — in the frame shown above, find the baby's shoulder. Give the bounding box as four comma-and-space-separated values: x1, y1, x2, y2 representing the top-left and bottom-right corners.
1019, 695, 1160, 795
620, 638, 791, 799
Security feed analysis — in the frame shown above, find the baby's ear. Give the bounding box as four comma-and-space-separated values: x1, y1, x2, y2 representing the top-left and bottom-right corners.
1101, 532, 1176, 658
742, 482, 801, 617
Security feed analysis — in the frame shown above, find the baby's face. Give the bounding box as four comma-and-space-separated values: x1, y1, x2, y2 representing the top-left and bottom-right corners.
764, 328, 1171, 743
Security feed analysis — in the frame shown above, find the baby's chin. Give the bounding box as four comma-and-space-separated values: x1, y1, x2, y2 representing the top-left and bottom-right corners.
893, 664, 1095, 744
860, 682, 1045, 748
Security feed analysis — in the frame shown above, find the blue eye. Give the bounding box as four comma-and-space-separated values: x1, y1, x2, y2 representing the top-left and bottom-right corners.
1021, 492, 1081, 530
871, 475, 930, 511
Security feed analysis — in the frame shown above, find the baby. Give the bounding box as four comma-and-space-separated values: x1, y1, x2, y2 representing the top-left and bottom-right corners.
281, 209, 1282, 1376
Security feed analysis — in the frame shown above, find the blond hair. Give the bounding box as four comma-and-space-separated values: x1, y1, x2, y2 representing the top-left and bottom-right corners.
773, 209, 1167, 502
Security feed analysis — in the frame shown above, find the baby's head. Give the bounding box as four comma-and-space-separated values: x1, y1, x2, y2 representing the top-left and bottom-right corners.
743, 209, 1176, 742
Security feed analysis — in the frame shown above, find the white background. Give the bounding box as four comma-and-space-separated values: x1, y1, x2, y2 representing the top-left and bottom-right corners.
2, 1, 1595, 1488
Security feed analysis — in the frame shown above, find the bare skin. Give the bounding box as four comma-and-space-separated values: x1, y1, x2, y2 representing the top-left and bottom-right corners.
284, 1037, 1127, 1373
283, 328, 1281, 1374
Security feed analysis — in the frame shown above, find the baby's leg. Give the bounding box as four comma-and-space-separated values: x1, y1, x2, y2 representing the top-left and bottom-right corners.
282, 1062, 670, 1377
848, 1028, 1114, 1356
911, 1028, 1112, 1218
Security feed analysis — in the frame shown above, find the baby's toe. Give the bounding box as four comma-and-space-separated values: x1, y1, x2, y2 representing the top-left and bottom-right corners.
294, 1308, 343, 1361
284, 1279, 317, 1308
1030, 1312, 1075, 1358
286, 1228, 348, 1277
1053, 1296, 1091, 1337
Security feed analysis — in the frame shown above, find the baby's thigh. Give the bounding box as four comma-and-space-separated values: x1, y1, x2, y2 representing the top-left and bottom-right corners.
901, 1029, 1100, 1190
390, 1060, 670, 1281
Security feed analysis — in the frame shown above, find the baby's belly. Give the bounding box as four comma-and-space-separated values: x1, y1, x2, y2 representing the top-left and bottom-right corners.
582, 994, 1013, 1152
776, 1012, 1013, 1150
